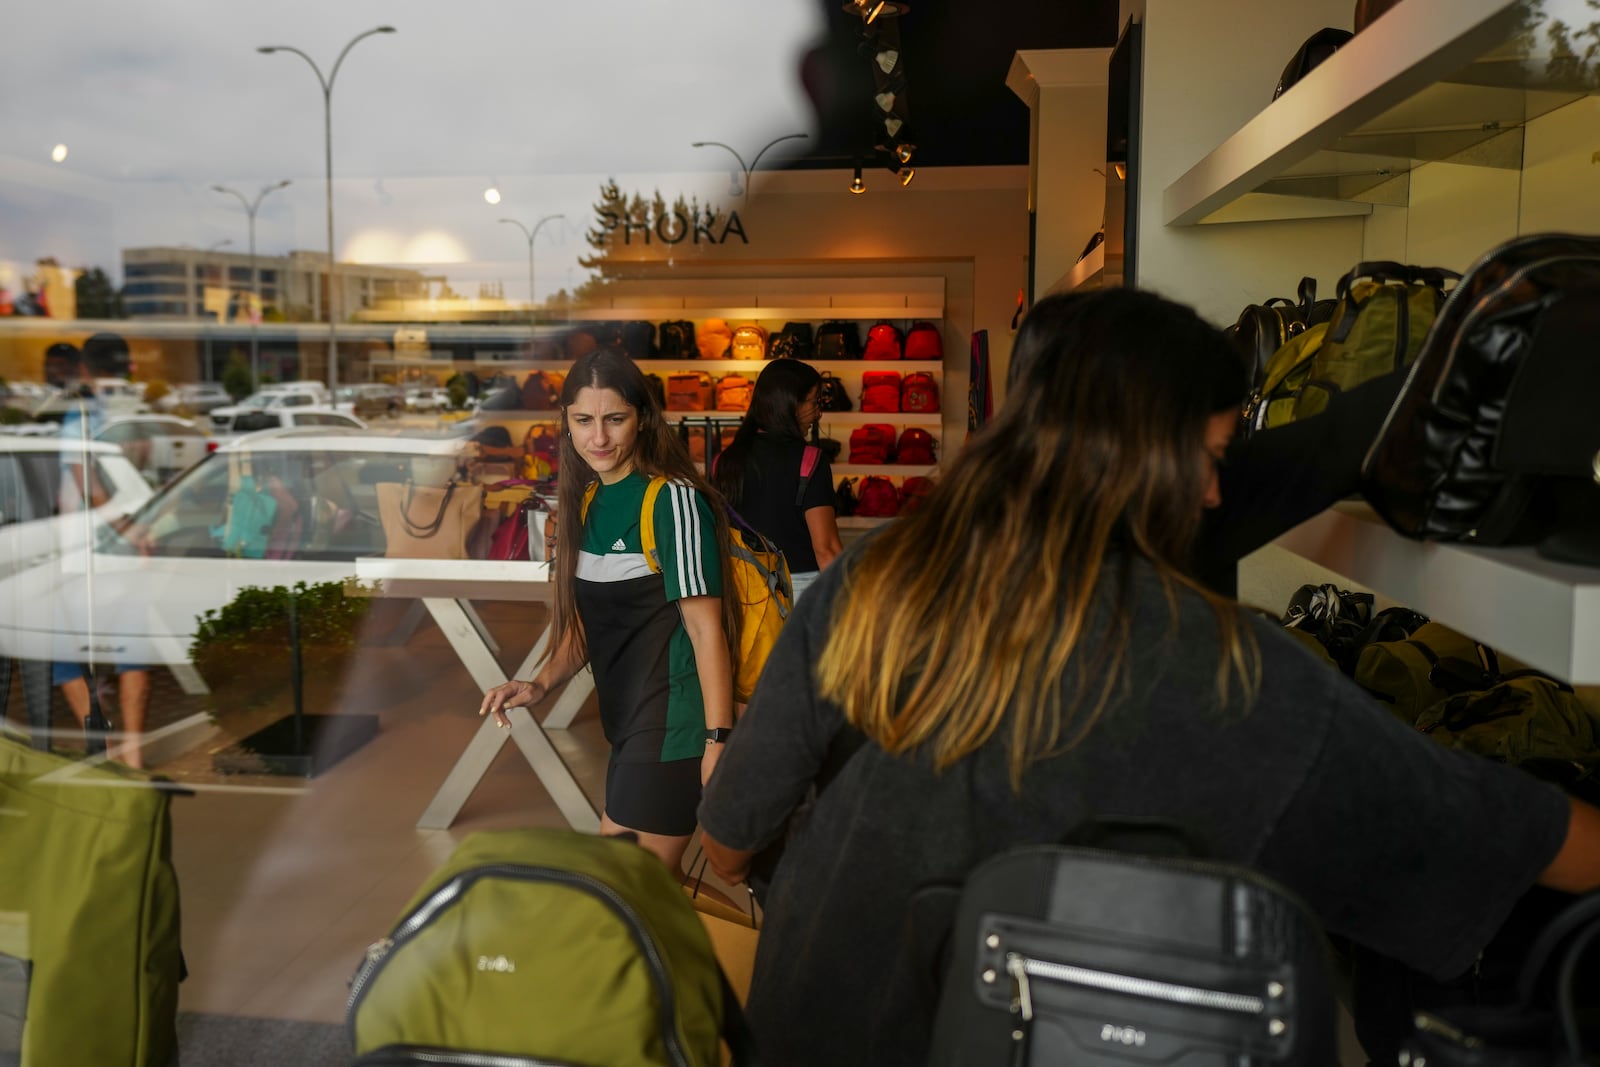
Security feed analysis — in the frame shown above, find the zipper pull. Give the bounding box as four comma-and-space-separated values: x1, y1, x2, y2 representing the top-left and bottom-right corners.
1006, 955, 1034, 1067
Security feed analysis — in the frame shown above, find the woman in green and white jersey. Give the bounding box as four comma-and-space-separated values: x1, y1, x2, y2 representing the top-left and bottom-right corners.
480, 349, 736, 868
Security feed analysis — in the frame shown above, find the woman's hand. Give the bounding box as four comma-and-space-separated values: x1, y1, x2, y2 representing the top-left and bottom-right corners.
479, 678, 547, 729
701, 741, 724, 786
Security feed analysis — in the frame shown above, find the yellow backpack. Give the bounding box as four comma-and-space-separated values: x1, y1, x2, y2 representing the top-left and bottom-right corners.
581, 478, 793, 703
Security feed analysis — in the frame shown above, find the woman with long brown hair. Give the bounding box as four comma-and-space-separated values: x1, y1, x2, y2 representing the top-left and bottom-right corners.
479, 348, 736, 868
697, 289, 1599, 1064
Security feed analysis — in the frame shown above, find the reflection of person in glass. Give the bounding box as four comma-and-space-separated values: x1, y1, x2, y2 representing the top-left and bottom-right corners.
56, 333, 150, 767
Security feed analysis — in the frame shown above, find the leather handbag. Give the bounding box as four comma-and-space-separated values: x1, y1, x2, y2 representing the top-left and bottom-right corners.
1353, 0, 1405, 33
1362, 233, 1600, 562
1401, 890, 1600, 1064
1273, 28, 1353, 100
376, 481, 483, 560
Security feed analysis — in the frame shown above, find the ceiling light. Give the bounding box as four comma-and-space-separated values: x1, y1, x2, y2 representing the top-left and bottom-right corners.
842, 0, 909, 21
849, 165, 866, 195
900, 168, 915, 187
896, 143, 915, 165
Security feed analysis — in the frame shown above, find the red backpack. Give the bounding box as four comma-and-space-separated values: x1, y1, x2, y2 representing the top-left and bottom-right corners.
861, 371, 903, 413
901, 372, 939, 413
905, 321, 943, 361
899, 475, 936, 513
855, 475, 901, 517
897, 427, 936, 465
849, 423, 897, 464
863, 322, 904, 360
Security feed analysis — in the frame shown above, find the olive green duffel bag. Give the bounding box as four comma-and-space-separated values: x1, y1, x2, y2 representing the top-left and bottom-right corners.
0, 733, 182, 1067
347, 828, 752, 1066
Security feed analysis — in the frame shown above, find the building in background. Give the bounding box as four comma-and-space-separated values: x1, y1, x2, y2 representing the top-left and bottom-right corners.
121, 247, 431, 323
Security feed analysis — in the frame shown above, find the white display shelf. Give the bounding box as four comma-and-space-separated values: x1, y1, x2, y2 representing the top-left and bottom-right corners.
817, 412, 942, 427
1163, 0, 1589, 226
834, 464, 937, 477
1047, 244, 1105, 294
566, 305, 945, 322
479, 360, 944, 375
1273, 502, 1600, 685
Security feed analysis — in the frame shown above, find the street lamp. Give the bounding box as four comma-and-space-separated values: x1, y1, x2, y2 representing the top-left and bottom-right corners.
499, 215, 565, 328
258, 25, 396, 389
690, 133, 808, 198
213, 179, 291, 391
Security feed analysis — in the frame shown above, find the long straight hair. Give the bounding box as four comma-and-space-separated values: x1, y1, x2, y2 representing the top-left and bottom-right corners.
815, 289, 1260, 786
711, 359, 822, 507
547, 348, 738, 664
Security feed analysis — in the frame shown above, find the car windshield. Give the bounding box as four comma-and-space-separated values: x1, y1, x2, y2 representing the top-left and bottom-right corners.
104, 447, 426, 560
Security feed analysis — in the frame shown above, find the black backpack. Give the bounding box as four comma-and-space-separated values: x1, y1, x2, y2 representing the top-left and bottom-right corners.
657, 320, 695, 360
619, 320, 656, 361
1362, 232, 1600, 565
816, 321, 862, 360
929, 845, 1338, 1066
770, 322, 814, 360
1229, 276, 1337, 392
816, 372, 852, 412
834, 477, 858, 517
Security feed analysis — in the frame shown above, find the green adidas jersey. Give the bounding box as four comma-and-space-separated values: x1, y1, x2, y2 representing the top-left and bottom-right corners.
576, 473, 722, 762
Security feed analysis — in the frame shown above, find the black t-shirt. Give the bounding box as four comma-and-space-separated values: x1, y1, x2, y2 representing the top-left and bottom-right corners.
698, 547, 1570, 1067
731, 433, 835, 573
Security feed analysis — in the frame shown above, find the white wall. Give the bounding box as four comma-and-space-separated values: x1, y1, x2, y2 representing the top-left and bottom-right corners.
1132, 0, 1367, 325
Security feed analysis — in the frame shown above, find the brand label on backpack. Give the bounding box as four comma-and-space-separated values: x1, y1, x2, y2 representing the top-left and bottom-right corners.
1100, 1024, 1146, 1047
476, 955, 517, 974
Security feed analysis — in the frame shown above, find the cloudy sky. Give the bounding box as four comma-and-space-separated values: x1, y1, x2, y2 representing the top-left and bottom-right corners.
0, 0, 825, 302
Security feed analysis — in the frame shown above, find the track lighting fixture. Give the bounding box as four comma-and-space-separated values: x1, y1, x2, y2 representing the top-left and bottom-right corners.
1113, 161, 1128, 181
849, 164, 866, 194
900, 167, 915, 186
896, 143, 915, 165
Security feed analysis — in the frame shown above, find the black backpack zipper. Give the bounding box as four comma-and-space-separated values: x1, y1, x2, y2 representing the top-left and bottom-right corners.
347, 865, 691, 1067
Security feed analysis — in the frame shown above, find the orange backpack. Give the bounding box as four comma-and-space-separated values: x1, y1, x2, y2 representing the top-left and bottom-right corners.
666, 371, 714, 412
715, 373, 754, 412
729, 325, 769, 360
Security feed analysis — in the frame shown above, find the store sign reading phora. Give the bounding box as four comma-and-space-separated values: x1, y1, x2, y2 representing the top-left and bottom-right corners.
597, 208, 749, 247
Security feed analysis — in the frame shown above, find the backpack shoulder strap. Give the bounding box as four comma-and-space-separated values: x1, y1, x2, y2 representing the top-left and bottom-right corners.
638, 476, 666, 574
580, 480, 599, 522
794, 444, 821, 507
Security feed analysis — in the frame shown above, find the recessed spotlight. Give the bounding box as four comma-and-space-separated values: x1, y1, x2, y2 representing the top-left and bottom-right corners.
849, 164, 866, 195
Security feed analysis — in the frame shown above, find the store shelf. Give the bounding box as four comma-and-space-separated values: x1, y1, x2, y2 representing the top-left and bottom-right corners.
1047, 244, 1105, 295
1163, 0, 1590, 226
567, 305, 945, 322
477, 360, 944, 374
817, 412, 943, 427
833, 465, 937, 477
1273, 502, 1600, 685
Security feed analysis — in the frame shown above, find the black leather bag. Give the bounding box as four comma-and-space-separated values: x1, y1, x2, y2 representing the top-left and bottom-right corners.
1400, 890, 1600, 1065
1274, 28, 1353, 100
1230, 276, 1338, 391
928, 846, 1339, 1066
1362, 233, 1600, 563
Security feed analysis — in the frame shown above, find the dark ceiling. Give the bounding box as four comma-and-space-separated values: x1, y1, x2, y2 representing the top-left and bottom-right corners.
795, 0, 1121, 171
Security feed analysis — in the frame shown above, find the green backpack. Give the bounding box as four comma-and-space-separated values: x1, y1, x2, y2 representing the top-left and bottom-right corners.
0, 734, 182, 1067
1416, 678, 1600, 795
1247, 261, 1457, 433
347, 829, 745, 1066
1353, 621, 1487, 726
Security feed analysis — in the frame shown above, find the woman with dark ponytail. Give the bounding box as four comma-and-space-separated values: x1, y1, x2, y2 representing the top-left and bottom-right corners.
711, 359, 842, 601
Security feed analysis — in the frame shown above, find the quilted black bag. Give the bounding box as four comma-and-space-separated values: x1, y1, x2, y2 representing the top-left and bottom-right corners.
1362, 233, 1600, 564
1229, 276, 1337, 391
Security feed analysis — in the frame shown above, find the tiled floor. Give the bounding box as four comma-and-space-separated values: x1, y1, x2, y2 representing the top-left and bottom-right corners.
6, 598, 1372, 1063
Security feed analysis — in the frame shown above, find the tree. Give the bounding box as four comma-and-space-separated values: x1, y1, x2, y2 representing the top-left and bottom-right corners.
574, 178, 734, 305
222, 354, 254, 401
74, 267, 124, 319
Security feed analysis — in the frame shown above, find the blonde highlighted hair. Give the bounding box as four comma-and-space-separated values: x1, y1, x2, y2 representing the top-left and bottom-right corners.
815, 289, 1260, 786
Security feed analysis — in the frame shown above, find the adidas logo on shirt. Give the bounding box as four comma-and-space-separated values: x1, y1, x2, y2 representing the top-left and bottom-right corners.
612, 538, 627, 551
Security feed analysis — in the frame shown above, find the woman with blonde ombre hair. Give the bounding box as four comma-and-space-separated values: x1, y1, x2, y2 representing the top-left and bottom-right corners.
697, 288, 1600, 1065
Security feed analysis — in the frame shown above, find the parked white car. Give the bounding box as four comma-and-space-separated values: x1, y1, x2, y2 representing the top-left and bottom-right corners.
0, 429, 466, 667
30, 379, 150, 420
155, 383, 233, 415
0, 436, 153, 583
405, 388, 452, 412
219, 407, 367, 438
95, 414, 211, 486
